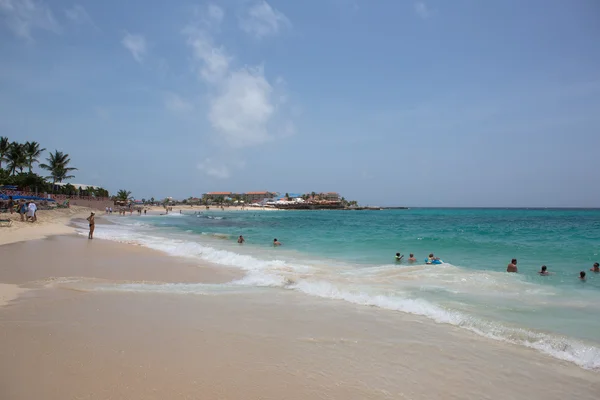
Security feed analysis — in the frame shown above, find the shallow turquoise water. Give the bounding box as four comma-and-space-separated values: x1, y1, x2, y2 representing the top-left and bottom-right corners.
95, 208, 600, 370
161, 208, 600, 284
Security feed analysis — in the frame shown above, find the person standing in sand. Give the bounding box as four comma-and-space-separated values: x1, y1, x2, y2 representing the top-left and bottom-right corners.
507, 259, 518, 273
19, 201, 27, 222
27, 201, 37, 222
86, 212, 95, 239
7, 196, 14, 214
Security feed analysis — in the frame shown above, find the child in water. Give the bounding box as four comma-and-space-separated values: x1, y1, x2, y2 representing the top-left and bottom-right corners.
395, 252, 403, 262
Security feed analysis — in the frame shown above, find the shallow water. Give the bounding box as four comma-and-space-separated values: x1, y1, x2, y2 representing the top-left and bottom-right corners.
83, 208, 600, 370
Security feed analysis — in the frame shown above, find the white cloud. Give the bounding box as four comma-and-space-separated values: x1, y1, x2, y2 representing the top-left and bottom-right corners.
209, 66, 276, 147
164, 92, 194, 113
186, 33, 231, 83
65, 4, 94, 27
414, 1, 430, 19
239, 0, 290, 39
197, 158, 231, 179
185, 4, 294, 178
0, 0, 60, 40
207, 4, 224, 25
121, 32, 147, 63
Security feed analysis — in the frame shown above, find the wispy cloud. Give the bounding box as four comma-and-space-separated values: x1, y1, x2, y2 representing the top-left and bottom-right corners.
185, 4, 293, 149
0, 0, 60, 40
239, 0, 291, 39
65, 4, 95, 28
207, 3, 224, 25
414, 1, 430, 19
121, 32, 147, 63
164, 92, 194, 113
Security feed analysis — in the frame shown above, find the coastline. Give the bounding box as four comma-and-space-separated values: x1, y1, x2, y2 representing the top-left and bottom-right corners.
0, 216, 599, 398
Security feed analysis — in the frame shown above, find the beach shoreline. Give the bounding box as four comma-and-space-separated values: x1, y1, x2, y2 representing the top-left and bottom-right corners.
1, 215, 599, 398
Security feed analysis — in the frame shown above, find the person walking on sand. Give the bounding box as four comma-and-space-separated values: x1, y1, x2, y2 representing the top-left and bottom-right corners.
27, 201, 37, 223
19, 201, 27, 222
8, 196, 14, 214
86, 212, 95, 239
507, 259, 518, 273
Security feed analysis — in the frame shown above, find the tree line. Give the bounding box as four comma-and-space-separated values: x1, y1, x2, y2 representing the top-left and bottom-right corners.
0, 136, 109, 197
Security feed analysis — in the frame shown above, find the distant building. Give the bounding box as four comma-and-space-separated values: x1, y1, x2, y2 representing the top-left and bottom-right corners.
245, 191, 276, 203
324, 192, 340, 201
202, 192, 233, 201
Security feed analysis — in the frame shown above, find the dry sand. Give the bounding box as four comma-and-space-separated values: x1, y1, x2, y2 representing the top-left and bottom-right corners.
0, 206, 93, 246
0, 223, 599, 399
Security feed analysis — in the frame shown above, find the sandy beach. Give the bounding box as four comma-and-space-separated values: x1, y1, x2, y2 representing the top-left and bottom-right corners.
0, 206, 94, 246
0, 217, 599, 399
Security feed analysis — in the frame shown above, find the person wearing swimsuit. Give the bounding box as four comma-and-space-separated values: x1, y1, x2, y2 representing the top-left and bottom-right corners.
86, 212, 95, 239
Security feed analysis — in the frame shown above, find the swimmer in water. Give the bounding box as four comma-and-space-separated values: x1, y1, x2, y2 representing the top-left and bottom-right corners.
238, 235, 245, 244
273, 238, 282, 246
426, 253, 440, 264
590, 262, 599, 273
539, 265, 549, 276
580, 271, 586, 281
507, 258, 518, 273
408, 253, 417, 262
395, 252, 403, 262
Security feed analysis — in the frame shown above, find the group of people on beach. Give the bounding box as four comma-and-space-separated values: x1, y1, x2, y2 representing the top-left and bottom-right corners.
507, 259, 599, 281
5, 196, 38, 222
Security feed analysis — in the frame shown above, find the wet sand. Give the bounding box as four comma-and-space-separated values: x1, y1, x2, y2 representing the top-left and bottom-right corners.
0, 236, 599, 399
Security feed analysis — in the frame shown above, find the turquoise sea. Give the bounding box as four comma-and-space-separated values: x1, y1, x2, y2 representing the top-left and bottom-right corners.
91, 208, 600, 370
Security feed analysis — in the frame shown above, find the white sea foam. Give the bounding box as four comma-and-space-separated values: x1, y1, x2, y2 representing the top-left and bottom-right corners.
79, 219, 600, 371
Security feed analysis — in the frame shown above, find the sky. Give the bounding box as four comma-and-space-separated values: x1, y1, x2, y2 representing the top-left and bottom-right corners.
1, 0, 599, 207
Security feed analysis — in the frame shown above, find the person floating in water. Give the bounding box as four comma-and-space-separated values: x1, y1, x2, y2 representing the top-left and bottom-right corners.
539, 265, 549, 276
395, 252, 403, 262
273, 238, 282, 246
591, 262, 599, 273
408, 253, 417, 262
507, 258, 518, 273
580, 271, 586, 281
238, 235, 245, 244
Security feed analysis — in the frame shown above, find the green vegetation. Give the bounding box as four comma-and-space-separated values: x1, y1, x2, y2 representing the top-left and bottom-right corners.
0, 136, 109, 197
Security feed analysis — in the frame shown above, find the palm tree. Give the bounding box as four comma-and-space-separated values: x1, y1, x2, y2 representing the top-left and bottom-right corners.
39, 150, 77, 183
5, 143, 27, 176
116, 190, 132, 201
0, 137, 9, 169
23, 141, 46, 173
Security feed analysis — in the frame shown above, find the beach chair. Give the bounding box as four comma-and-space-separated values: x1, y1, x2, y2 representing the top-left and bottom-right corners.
0, 218, 12, 227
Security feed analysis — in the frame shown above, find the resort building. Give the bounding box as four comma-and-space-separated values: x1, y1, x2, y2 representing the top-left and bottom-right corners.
245, 191, 277, 203
202, 192, 233, 201
324, 192, 340, 201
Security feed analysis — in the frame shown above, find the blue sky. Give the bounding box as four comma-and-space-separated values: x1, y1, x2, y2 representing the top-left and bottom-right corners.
1, 0, 599, 207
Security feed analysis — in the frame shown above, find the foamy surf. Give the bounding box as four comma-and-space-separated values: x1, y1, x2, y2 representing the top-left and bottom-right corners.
73, 217, 600, 371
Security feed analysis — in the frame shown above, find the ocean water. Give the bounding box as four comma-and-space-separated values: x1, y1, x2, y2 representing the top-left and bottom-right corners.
82, 208, 600, 370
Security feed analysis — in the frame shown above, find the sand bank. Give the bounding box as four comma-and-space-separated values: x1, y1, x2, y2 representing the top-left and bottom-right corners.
0, 283, 27, 307
0, 235, 599, 399
0, 206, 94, 246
